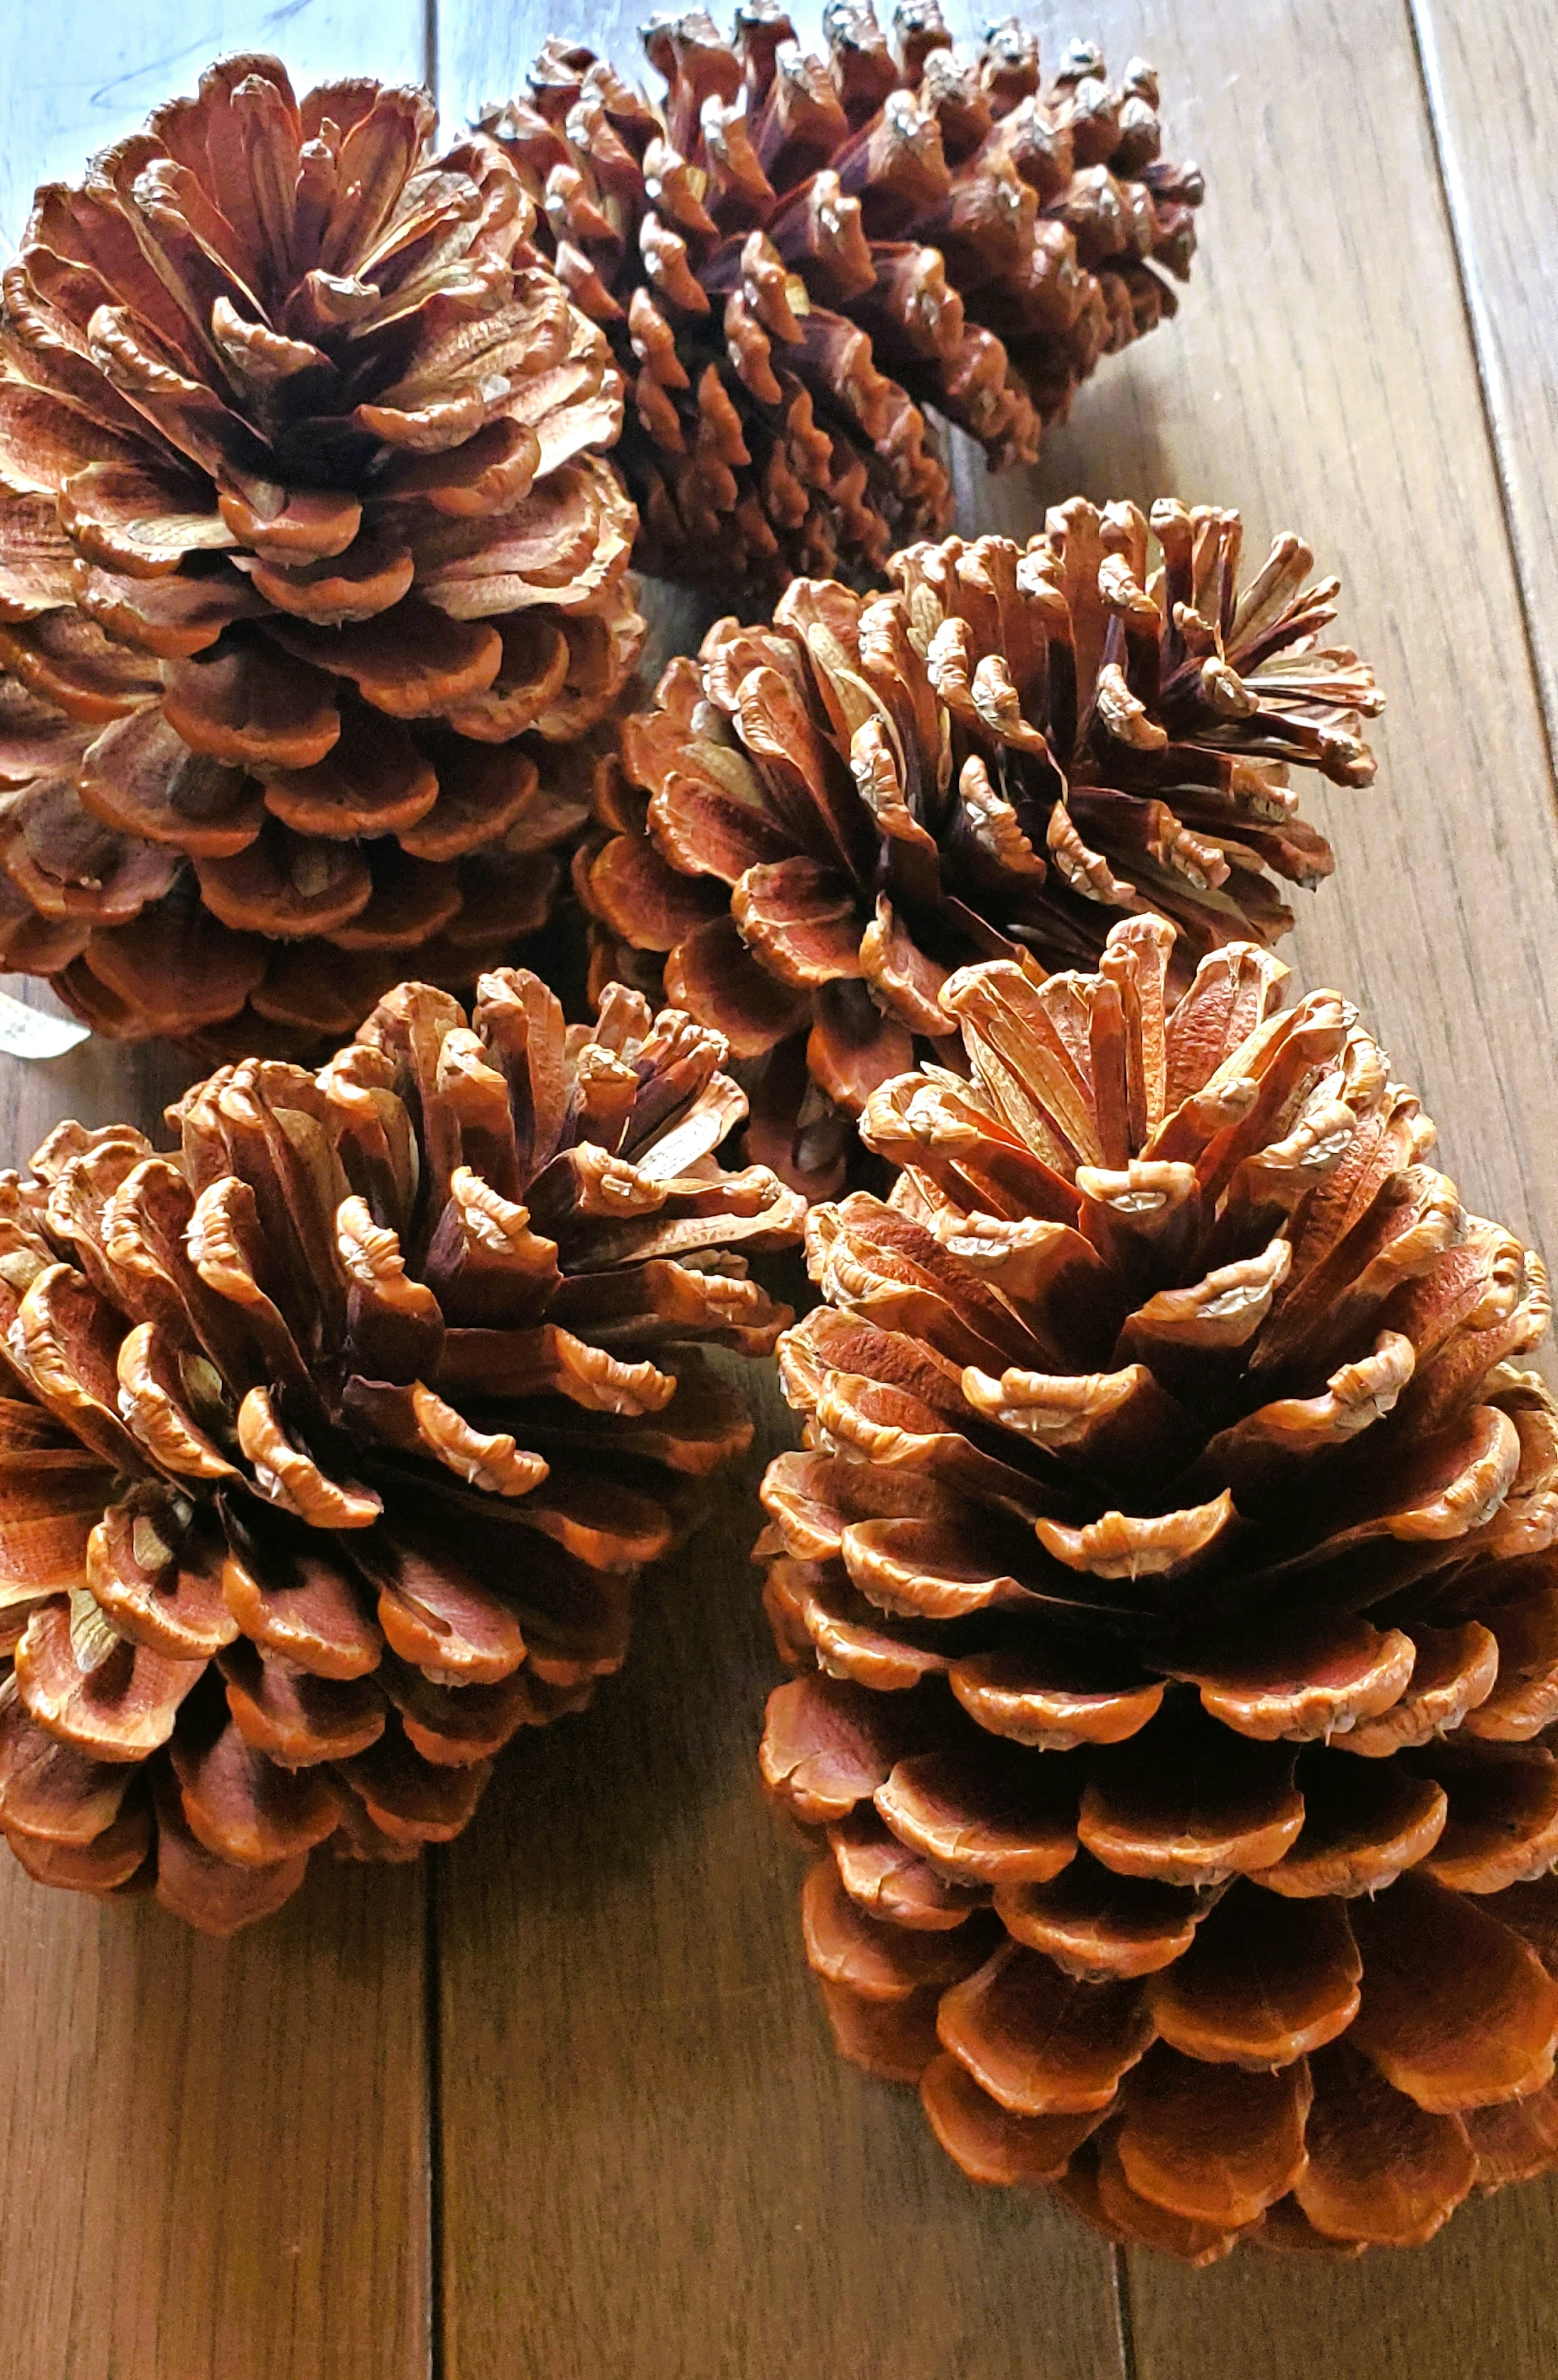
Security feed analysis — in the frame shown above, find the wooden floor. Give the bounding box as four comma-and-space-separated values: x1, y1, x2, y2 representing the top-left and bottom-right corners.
3, 0, 1557, 2372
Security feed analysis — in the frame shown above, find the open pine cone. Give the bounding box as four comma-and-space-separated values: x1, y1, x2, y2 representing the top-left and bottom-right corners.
0, 970, 800, 1933
757, 915, 1558, 2260
585, 503, 1381, 1193
482, 9, 1202, 587
0, 55, 642, 1052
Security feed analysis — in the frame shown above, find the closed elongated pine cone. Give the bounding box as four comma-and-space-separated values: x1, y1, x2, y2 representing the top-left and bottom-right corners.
757, 914, 1558, 2259
586, 501, 1381, 1193
0, 54, 643, 1052
0, 970, 800, 1933
482, 7, 1201, 587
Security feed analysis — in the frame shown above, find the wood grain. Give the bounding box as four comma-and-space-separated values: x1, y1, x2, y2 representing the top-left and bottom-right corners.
438, 0, 1558, 2371
1125, 2180, 1558, 2380
6, 0, 1558, 2370
1001, 0, 1558, 2357
0, 991, 433, 2380
0, 4, 435, 2371
1411, 0, 1558, 760
437, 1354, 1124, 2380
0, 0, 429, 245
0, 1854, 429, 2380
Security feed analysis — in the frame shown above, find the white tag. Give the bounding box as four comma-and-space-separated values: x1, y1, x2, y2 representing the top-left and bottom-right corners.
0, 992, 91, 1060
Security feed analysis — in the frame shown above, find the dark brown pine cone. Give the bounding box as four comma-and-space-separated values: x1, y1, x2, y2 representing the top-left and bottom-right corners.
756, 914, 1558, 2259
0, 970, 800, 1932
481, 9, 1202, 587
583, 503, 1381, 1193
0, 54, 643, 1052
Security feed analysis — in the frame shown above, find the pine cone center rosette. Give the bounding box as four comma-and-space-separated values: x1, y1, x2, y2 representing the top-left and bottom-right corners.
482, 8, 1202, 587
756, 914, 1558, 2260
0, 970, 801, 1934
0, 55, 643, 1051
585, 502, 1382, 1194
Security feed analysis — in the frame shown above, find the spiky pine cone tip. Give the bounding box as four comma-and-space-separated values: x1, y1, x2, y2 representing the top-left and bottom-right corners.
757, 915, 1558, 2260
0, 972, 801, 1933
586, 502, 1381, 1194
482, 8, 1202, 588
0, 54, 643, 1052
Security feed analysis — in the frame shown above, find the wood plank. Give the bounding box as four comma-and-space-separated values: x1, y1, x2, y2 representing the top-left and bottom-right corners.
1410, 0, 1558, 761
0, 0, 428, 245
1124, 2185, 1558, 2380
0, 10, 434, 2369
432, 23, 1106, 2356
992, 0, 1558, 2359
435, 9, 1113, 2358
438, 1352, 1123, 2380
0, 1848, 430, 2380
974, 0, 1558, 1280
437, 0, 1558, 2369
0, 991, 432, 2380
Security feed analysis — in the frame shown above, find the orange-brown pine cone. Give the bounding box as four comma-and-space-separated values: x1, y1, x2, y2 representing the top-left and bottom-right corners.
0, 55, 644, 1052
481, 9, 1202, 588
0, 970, 801, 1933
756, 915, 1558, 2260
584, 502, 1381, 1194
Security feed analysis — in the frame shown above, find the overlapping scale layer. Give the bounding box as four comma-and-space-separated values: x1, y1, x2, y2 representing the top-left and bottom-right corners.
0, 971, 801, 1931
0, 54, 643, 1049
756, 914, 1558, 2257
482, 7, 1201, 586
586, 502, 1380, 1192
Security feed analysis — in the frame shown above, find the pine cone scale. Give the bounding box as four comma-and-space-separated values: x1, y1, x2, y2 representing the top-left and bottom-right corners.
996, 1858, 1206, 1980
1140, 1883, 1360, 2066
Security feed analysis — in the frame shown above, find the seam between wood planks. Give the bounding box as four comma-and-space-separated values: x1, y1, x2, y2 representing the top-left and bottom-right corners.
1404, 0, 1558, 809
1111, 2249, 1140, 2380
428, 1849, 448, 2380
422, 23, 450, 2374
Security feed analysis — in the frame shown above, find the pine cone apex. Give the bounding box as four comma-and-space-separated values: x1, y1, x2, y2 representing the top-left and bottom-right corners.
757, 914, 1558, 2258
0, 968, 800, 1933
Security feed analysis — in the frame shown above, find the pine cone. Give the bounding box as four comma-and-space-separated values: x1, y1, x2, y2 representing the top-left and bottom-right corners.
0, 970, 800, 1933
481, 9, 1202, 588
584, 503, 1381, 1194
756, 915, 1558, 2260
0, 55, 643, 1051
